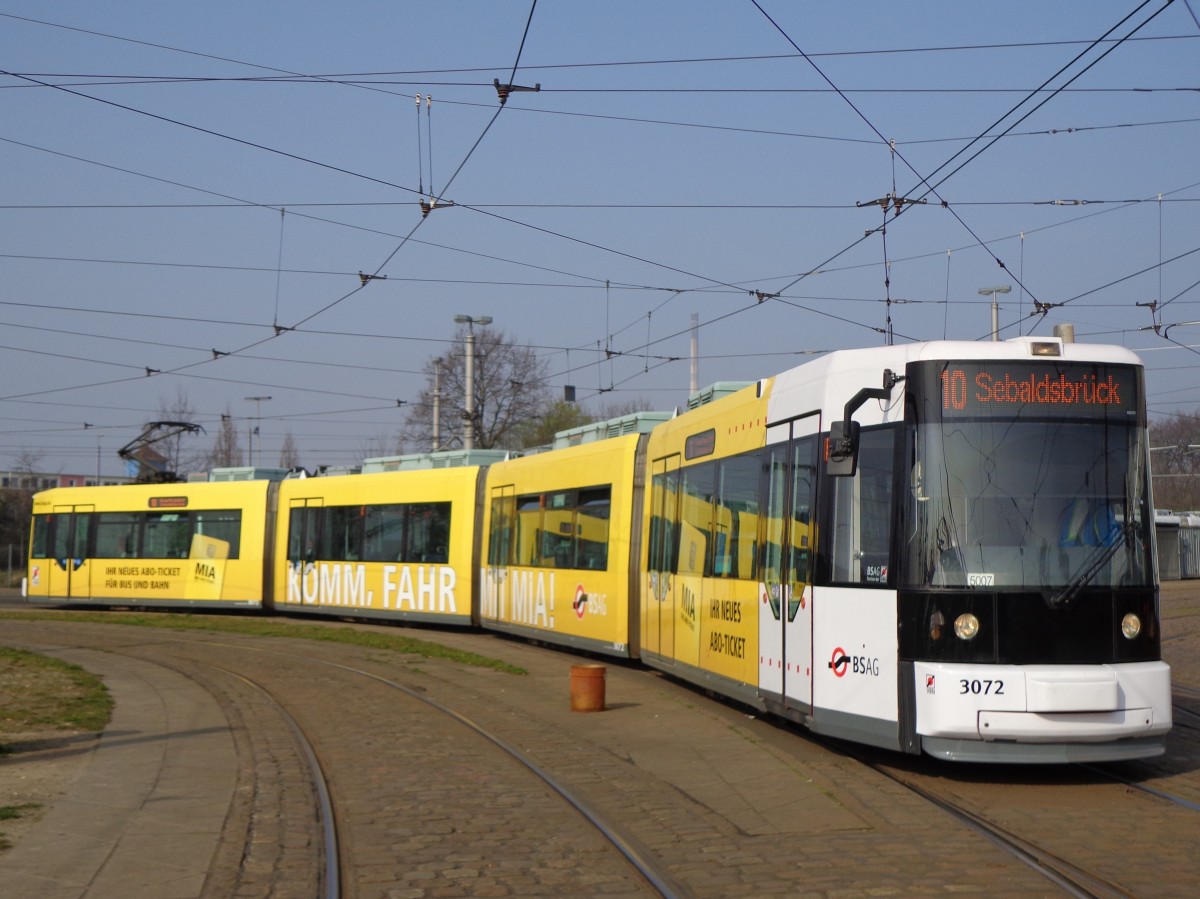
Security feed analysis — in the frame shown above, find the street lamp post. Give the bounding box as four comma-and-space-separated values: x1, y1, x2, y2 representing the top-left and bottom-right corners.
432, 360, 442, 452
244, 396, 271, 467
978, 286, 1012, 341
453, 315, 492, 450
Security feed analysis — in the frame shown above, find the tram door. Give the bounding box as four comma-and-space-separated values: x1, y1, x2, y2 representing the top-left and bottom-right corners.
760, 415, 818, 712
484, 485, 516, 621
49, 505, 93, 598
645, 454, 681, 664
286, 497, 323, 604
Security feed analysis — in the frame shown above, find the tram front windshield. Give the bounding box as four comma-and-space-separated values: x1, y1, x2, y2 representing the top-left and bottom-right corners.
903, 360, 1153, 594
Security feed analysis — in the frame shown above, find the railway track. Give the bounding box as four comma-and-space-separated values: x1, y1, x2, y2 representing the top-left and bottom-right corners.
864, 761, 1139, 899
203, 665, 341, 899
312, 656, 684, 898
855, 747, 1200, 899
803, 682, 1200, 899
201, 648, 684, 899
3, 624, 681, 898
5, 614, 1200, 898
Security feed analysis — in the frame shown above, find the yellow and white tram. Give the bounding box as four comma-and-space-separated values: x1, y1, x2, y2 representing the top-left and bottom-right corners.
480, 417, 660, 656
24, 335, 1172, 762
274, 456, 497, 626
26, 480, 274, 608
638, 337, 1168, 761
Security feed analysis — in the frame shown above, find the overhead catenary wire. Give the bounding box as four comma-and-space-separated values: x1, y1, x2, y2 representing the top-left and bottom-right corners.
3, 10, 1193, 74
0, 5, 541, 425
15, 72, 1200, 95
750, 0, 1179, 326
7, 87, 1190, 340
2, 4, 1196, 466
0, 3, 563, 446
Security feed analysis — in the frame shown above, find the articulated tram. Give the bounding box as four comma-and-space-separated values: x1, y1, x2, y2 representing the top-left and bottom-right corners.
26, 336, 1172, 762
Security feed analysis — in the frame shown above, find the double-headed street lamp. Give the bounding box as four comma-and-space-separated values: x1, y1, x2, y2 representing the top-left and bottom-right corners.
454, 315, 492, 450
978, 286, 1012, 342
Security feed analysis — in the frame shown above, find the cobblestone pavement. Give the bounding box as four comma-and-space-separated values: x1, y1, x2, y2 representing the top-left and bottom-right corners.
1, 581, 1198, 897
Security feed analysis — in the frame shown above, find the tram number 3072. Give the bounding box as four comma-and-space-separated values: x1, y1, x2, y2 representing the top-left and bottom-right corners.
960, 679, 1005, 695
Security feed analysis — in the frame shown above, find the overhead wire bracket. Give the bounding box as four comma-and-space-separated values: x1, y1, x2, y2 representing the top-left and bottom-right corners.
1136, 300, 1161, 335
494, 78, 540, 105
419, 197, 455, 217
855, 192, 928, 214
1030, 300, 1062, 318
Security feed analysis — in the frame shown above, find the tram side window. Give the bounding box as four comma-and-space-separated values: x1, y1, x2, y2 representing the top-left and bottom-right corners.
321, 506, 364, 561
791, 437, 817, 587
549, 488, 613, 570
289, 506, 322, 563
648, 470, 680, 578
71, 513, 93, 559
507, 486, 611, 571
31, 514, 50, 558
829, 427, 896, 585
39, 512, 93, 559
143, 513, 193, 559
516, 494, 545, 566
403, 503, 451, 563
364, 504, 404, 562
712, 452, 761, 579
92, 510, 241, 560
679, 462, 716, 576
541, 490, 577, 568
760, 437, 817, 617
95, 512, 142, 558
487, 493, 516, 566
574, 488, 611, 570
359, 503, 452, 563
193, 510, 241, 559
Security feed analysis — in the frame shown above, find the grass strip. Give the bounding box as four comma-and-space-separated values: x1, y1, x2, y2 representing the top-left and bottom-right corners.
0, 610, 526, 675
0, 646, 113, 734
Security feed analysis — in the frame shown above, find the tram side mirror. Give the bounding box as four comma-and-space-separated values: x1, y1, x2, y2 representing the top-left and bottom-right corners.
826, 420, 859, 477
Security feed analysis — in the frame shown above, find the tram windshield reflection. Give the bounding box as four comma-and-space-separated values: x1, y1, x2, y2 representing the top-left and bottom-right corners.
904, 417, 1153, 591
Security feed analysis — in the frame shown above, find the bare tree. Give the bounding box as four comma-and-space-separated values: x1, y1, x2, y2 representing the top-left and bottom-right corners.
278, 432, 301, 469
206, 410, 243, 469
10, 448, 45, 478
404, 325, 550, 451
154, 386, 205, 475
1149, 411, 1200, 511
1, 449, 45, 562
595, 397, 656, 419
358, 430, 406, 462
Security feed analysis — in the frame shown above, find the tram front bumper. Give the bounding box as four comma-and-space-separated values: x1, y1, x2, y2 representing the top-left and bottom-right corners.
913, 661, 1172, 743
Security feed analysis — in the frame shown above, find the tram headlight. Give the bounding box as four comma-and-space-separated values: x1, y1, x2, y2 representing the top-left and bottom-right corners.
1120, 612, 1142, 640
953, 612, 980, 640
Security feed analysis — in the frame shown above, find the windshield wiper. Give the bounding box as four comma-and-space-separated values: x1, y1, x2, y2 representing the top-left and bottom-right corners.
1045, 519, 1135, 609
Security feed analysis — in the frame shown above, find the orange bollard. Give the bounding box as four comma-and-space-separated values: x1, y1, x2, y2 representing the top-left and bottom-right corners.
569, 664, 607, 712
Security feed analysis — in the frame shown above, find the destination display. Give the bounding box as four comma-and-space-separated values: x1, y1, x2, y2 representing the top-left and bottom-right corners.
148, 496, 188, 508
918, 360, 1140, 420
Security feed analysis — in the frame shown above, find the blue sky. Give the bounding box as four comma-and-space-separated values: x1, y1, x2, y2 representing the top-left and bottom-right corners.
2, 1, 1198, 476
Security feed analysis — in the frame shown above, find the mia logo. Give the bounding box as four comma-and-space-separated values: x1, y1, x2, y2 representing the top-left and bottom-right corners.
194, 561, 218, 584
680, 583, 697, 629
